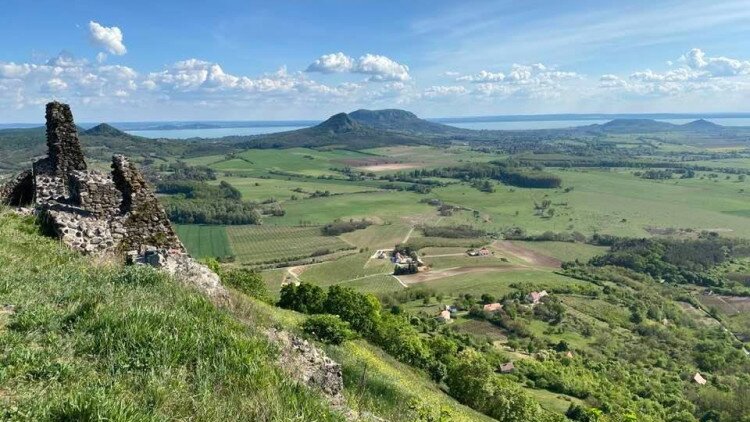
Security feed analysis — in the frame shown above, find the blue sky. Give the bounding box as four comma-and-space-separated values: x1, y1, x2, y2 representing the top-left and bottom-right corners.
2, 0, 750, 122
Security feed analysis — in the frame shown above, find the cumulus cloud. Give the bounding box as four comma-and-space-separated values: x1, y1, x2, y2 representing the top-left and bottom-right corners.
599, 48, 750, 97
682, 48, 750, 77
306, 52, 354, 73
88, 21, 127, 55
452, 63, 579, 99
306, 52, 410, 81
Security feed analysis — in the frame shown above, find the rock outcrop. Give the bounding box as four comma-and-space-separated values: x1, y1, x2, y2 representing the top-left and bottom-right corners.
0, 102, 225, 299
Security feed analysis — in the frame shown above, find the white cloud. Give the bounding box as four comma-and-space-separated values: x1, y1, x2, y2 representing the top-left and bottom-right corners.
45, 78, 68, 92
457, 70, 505, 83
306, 52, 410, 82
681, 48, 750, 77
599, 48, 750, 97
88, 21, 127, 55
305, 52, 354, 73
452, 63, 580, 100
422, 85, 467, 98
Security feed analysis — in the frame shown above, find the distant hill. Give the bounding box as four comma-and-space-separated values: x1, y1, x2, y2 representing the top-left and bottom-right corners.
595, 119, 679, 133
239, 112, 430, 149
348, 109, 469, 135
84, 123, 129, 137
681, 119, 723, 132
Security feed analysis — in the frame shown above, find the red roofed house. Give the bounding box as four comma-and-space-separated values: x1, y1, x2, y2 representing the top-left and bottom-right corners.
527, 290, 548, 305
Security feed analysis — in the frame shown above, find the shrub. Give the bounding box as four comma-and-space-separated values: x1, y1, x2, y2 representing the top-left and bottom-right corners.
302, 314, 355, 345
222, 268, 271, 303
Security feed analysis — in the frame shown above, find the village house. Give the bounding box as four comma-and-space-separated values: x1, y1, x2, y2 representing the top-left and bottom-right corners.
467, 247, 492, 257
693, 372, 707, 385
483, 303, 503, 313
499, 362, 515, 373
436, 310, 452, 323
527, 290, 548, 305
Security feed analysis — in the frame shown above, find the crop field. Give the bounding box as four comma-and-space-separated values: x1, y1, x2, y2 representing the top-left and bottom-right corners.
340, 222, 412, 249
226, 225, 354, 265
299, 253, 393, 286
194, 148, 379, 177
174, 224, 232, 259
270, 191, 434, 226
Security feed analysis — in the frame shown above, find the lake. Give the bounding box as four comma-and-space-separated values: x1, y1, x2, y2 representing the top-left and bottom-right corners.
123, 117, 750, 139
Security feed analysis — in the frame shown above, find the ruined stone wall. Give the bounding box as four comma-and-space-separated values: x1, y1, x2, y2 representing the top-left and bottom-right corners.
68, 171, 122, 217
0, 102, 183, 255
0, 170, 33, 206
45, 102, 87, 178
111, 154, 183, 252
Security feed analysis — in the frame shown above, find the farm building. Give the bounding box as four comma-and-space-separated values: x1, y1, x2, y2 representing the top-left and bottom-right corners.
483, 303, 503, 313
527, 290, 548, 305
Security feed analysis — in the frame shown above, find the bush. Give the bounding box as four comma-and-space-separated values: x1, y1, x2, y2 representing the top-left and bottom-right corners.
302, 314, 355, 345
222, 268, 271, 303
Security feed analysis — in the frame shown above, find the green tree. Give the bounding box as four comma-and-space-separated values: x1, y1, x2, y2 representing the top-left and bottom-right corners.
324, 285, 381, 336
302, 314, 355, 345
278, 282, 326, 314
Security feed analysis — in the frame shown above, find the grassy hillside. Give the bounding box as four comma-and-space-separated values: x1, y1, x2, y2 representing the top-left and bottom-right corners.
0, 210, 341, 421
0, 209, 490, 421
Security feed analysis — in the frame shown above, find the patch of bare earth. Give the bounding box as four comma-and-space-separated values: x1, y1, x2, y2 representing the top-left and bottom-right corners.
399, 265, 524, 284
493, 241, 561, 268
358, 163, 420, 172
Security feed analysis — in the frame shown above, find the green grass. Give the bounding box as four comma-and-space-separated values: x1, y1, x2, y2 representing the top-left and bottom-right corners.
195, 148, 379, 177
414, 269, 590, 297
337, 274, 405, 294
430, 168, 750, 237
270, 191, 434, 226
210, 176, 379, 202
226, 225, 354, 265
0, 211, 342, 421
174, 224, 232, 259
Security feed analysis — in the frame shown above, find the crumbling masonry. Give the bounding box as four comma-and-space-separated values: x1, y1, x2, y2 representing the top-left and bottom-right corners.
0, 101, 183, 254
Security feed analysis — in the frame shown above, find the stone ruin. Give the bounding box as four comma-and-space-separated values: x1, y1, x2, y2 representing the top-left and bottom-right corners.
0, 102, 226, 299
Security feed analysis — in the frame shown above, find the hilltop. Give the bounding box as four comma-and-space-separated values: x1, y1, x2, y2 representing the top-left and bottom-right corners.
239, 111, 430, 149
84, 123, 129, 137
349, 108, 470, 135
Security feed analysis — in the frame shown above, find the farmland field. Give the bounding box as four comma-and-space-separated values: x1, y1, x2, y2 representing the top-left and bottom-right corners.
210, 176, 379, 202
226, 225, 354, 265
174, 225, 232, 259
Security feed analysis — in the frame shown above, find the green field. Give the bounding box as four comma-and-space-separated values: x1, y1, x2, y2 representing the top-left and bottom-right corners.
175, 225, 232, 258
189, 147, 380, 177
226, 225, 354, 265
210, 176, 380, 202
410, 269, 590, 297
430, 168, 750, 237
